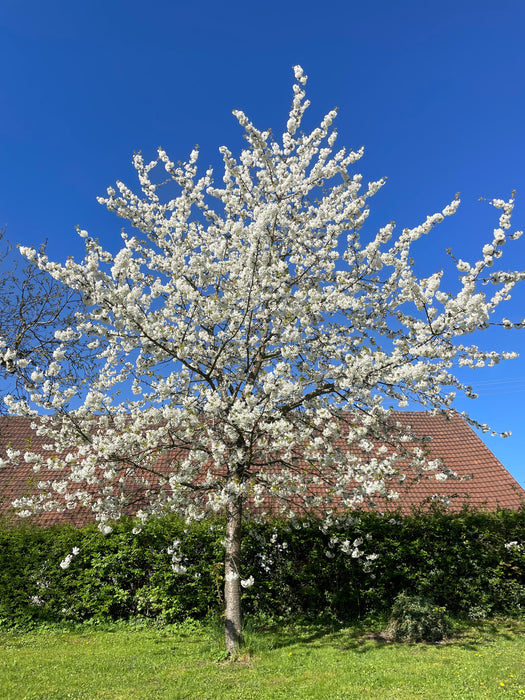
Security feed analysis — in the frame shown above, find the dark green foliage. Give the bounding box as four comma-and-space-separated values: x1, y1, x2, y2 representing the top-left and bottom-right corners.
0, 517, 224, 627
1, 506, 525, 629
388, 592, 453, 642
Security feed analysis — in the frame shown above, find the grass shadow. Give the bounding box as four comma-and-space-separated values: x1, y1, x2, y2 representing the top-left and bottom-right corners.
226, 615, 525, 659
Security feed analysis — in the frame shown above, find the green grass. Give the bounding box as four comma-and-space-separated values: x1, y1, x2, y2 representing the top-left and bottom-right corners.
1, 619, 525, 699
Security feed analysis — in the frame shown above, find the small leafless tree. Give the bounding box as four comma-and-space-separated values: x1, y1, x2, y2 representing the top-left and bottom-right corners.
0, 229, 96, 413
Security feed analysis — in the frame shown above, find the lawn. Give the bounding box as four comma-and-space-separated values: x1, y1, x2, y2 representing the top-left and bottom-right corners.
1, 619, 525, 699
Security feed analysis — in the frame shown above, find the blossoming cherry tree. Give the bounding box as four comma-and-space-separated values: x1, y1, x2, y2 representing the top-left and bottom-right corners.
9, 66, 524, 654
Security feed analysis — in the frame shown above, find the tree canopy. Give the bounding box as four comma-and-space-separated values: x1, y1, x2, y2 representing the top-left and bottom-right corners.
6, 66, 524, 653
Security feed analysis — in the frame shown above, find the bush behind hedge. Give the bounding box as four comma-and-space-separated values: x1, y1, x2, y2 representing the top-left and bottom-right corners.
1, 506, 525, 628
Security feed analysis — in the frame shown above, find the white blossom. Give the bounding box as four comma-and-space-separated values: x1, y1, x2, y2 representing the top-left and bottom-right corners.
59, 547, 80, 570
505, 541, 522, 551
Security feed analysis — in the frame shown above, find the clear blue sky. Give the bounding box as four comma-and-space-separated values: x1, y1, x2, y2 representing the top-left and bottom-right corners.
1, 0, 524, 485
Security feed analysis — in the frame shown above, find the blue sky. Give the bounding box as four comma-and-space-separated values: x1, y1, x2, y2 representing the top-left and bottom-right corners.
1, 0, 524, 485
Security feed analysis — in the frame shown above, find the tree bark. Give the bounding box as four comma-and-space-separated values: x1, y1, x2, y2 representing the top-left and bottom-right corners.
224, 494, 243, 656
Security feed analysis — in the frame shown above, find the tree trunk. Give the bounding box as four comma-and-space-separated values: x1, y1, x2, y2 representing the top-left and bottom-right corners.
224, 494, 243, 656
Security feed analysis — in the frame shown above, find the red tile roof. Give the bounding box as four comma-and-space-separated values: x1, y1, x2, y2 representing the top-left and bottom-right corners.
376, 411, 525, 511
0, 411, 523, 526
0, 416, 96, 526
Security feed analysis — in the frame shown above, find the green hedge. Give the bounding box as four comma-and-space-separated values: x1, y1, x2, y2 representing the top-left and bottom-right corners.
1, 506, 525, 628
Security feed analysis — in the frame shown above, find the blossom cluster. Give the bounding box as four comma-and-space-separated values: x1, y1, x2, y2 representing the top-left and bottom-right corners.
59, 546, 80, 570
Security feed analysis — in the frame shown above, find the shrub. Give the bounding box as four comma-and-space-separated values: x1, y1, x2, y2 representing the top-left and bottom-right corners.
388, 592, 453, 642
